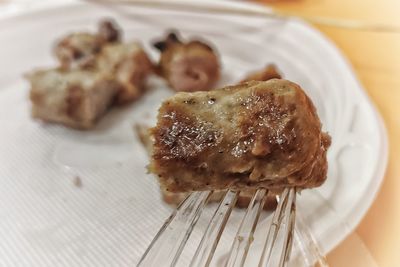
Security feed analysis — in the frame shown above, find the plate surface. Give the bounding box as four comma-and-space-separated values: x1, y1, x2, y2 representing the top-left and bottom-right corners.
0, 1, 388, 266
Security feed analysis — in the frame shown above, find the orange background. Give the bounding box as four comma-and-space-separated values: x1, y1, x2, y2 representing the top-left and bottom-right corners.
255, 0, 400, 266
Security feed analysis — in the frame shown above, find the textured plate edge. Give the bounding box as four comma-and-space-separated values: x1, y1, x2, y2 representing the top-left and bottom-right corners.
279, 15, 389, 253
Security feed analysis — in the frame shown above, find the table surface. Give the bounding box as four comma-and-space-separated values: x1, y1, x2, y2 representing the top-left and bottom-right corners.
1, 0, 399, 266
255, 0, 400, 266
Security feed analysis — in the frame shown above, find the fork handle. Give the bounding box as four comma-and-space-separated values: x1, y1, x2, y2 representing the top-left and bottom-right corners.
137, 191, 212, 267
294, 211, 329, 267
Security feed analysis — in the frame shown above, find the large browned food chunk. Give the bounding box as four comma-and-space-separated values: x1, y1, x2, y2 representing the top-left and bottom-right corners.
28, 19, 155, 129
28, 69, 119, 129
153, 32, 220, 92
97, 42, 154, 104
150, 79, 330, 193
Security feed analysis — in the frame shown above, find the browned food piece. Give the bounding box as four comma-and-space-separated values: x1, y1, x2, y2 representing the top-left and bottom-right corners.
54, 19, 121, 69
150, 79, 331, 193
98, 20, 121, 43
153, 32, 220, 92
241, 64, 282, 83
27, 69, 119, 129
54, 33, 101, 69
97, 42, 154, 104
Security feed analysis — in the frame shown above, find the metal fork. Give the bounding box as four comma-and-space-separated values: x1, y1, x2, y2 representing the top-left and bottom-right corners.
137, 188, 328, 267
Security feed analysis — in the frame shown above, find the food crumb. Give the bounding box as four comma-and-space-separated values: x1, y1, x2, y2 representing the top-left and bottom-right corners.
73, 175, 82, 188
133, 123, 153, 154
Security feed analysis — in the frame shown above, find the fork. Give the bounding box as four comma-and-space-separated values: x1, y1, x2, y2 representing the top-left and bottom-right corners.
137, 188, 328, 267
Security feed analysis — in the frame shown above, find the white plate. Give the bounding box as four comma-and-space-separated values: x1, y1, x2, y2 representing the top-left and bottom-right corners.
0, 1, 388, 266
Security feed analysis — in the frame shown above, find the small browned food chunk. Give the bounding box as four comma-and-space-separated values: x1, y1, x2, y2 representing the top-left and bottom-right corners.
97, 42, 154, 104
153, 32, 220, 92
54, 33, 101, 69
241, 64, 282, 83
150, 79, 330, 192
98, 19, 121, 43
54, 19, 121, 69
28, 69, 118, 129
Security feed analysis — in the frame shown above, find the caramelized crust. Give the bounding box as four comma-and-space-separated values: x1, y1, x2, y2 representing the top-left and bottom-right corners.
135, 123, 277, 209
150, 79, 330, 192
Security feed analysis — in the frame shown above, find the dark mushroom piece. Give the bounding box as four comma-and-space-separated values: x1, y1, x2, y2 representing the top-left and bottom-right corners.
153, 32, 220, 92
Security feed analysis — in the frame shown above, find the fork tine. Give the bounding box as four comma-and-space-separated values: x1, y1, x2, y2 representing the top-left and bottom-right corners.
294, 210, 329, 267
224, 188, 268, 267
138, 190, 212, 267
190, 190, 239, 267
278, 189, 296, 267
258, 187, 296, 267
